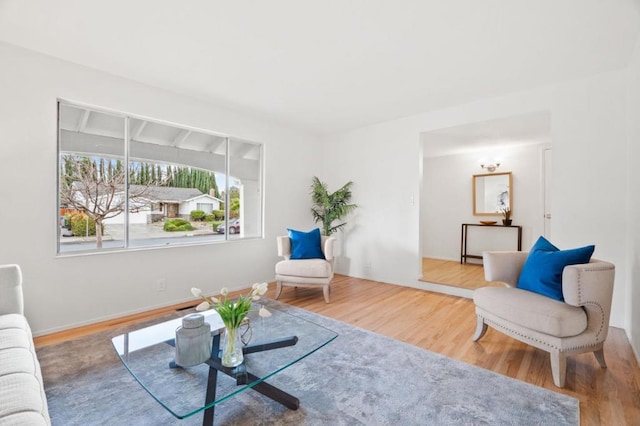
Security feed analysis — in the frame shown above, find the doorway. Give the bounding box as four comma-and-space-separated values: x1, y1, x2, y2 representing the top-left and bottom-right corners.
419, 111, 551, 290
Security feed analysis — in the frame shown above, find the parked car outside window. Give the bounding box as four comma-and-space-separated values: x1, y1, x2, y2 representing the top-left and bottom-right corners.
216, 219, 240, 234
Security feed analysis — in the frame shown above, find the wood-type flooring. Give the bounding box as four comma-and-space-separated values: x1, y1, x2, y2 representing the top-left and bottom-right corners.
35, 275, 640, 425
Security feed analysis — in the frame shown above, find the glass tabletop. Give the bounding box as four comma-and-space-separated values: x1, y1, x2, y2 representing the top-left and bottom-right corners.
111, 305, 337, 420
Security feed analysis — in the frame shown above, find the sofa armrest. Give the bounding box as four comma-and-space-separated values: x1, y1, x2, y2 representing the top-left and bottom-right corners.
562, 260, 615, 342
277, 236, 291, 259
322, 236, 335, 261
0, 264, 24, 315
563, 260, 615, 307
482, 251, 529, 287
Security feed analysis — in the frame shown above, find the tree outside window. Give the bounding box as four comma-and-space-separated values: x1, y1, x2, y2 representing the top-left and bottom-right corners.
57, 101, 263, 254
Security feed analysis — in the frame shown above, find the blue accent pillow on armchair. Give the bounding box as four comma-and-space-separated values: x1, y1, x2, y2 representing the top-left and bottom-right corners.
517, 236, 594, 301
287, 228, 325, 260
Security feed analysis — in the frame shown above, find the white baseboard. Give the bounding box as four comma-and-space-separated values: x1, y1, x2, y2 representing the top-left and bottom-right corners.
410, 280, 474, 299
31, 296, 197, 337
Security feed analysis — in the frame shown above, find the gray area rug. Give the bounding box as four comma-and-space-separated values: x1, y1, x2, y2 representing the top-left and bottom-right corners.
38, 299, 579, 425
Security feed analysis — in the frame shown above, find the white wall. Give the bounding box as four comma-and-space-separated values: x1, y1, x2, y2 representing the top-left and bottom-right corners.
322, 67, 630, 330
422, 143, 547, 261
626, 35, 640, 360
2, 39, 636, 357
0, 42, 322, 335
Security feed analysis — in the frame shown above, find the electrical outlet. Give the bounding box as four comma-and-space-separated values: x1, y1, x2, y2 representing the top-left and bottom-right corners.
157, 278, 166, 292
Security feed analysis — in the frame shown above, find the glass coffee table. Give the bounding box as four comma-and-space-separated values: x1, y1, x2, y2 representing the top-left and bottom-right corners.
112, 306, 337, 425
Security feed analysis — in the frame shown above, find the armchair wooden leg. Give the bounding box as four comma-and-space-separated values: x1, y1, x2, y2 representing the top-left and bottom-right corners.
275, 281, 283, 300
550, 351, 567, 388
472, 315, 488, 341
322, 285, 330, 303
593, 348, 607, 368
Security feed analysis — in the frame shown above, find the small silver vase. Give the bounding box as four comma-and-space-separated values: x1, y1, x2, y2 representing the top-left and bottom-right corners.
175, 314, 212, 367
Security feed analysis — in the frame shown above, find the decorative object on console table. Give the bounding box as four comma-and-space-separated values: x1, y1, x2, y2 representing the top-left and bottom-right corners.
191, 283, 270, 367
174, 313, 212, 368
500, 207, 512, 226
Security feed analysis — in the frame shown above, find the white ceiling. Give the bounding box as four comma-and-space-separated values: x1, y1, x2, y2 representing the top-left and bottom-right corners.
1, 1, 639, 135
422, 111, 551, 158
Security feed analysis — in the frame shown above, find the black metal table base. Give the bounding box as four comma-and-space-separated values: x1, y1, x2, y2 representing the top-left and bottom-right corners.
170, 333, 300, 426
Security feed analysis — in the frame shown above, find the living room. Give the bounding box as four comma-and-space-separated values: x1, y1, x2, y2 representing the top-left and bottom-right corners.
1, 1, 640, 424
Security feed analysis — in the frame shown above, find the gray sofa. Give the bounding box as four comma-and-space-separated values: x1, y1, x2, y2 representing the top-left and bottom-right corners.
0, 264, 51, 425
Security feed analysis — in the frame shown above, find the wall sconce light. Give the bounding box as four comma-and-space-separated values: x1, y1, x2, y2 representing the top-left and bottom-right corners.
481, 162, 500, 173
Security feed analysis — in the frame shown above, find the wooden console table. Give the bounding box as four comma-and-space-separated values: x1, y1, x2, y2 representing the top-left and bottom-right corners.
460, 223, 522, 264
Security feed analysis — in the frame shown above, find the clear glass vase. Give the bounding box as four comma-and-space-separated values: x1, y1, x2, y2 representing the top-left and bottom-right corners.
221, 324, 244, 367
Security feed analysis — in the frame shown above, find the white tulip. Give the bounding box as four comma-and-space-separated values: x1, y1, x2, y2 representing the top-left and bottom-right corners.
195, 301, 210, 311
257, 282, 268, 295
191, 287, 203, 297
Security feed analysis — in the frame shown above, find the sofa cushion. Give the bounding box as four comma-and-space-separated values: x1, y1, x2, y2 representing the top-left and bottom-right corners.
0, 411, 50, 426
287, 228, 325, 260
0, 348, 38, 376
0, 373, 49, 425
0, 265, 51, 425
474, 287, 588, 337
276, 259, 332, 278
517, 236, 594, 301
0, 314, 32, 350
0, 313, 31, 333
0, 313, 50, 426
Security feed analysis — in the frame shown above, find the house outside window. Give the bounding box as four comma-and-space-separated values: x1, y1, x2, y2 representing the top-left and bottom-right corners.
196, 203, 214, 214
57, 100, 263, 254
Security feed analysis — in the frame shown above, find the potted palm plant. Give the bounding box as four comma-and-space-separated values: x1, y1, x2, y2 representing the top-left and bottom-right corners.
310, 176, 357, 236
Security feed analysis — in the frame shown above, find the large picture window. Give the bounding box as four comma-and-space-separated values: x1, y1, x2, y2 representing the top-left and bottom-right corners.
57, 100, 263, 254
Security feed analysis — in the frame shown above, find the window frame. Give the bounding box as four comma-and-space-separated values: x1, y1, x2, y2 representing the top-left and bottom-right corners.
56, 99, 264, 256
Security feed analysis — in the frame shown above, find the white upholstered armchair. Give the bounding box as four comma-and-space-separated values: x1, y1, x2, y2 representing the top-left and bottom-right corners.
473, 251, 615, 388
275, 235, 335, 303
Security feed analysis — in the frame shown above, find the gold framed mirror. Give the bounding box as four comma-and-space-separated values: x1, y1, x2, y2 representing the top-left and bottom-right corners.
473, 172, 512, 216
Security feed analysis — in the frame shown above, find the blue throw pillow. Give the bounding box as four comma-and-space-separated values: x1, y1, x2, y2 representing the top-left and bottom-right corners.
517, 236, 594, 301
287, 228, 325, 260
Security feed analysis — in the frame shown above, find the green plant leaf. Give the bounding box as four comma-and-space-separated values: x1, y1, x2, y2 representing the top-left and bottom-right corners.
310, 177, 357, 236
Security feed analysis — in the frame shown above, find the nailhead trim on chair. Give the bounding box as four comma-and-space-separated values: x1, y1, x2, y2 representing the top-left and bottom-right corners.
482, 316, 562, 350
577, 269, 583, 304
586, 301, 606, 342
574, 264, 614, 273
480, 315, 602, 353
575, 269, 607, 342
